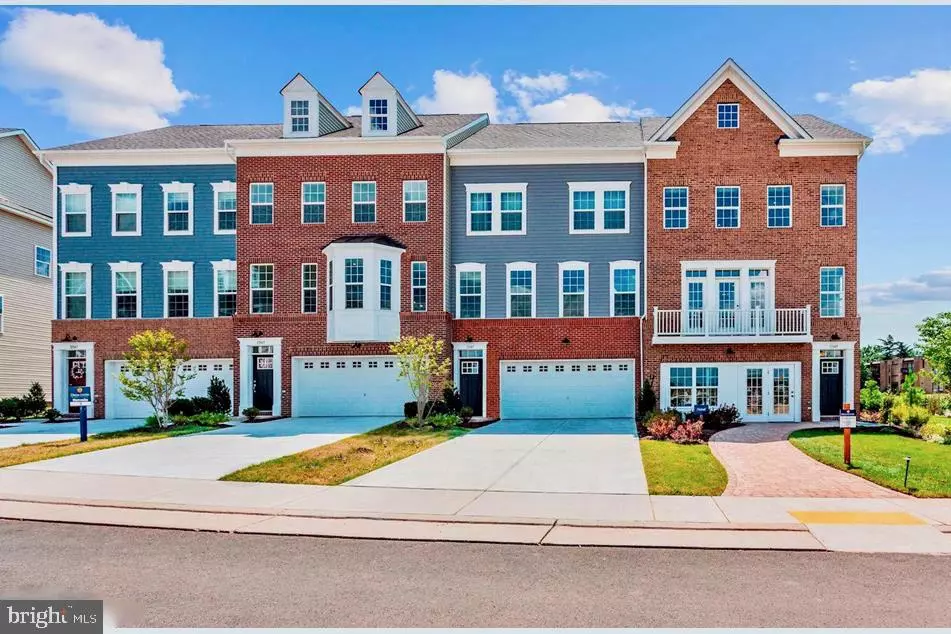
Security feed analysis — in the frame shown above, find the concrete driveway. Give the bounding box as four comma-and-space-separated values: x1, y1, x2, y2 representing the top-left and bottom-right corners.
0, 419, 144, 449
347, 418, 648, 495
7, 417, 389, 480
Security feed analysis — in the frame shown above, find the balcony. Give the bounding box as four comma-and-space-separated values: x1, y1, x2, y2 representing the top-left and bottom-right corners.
653, 306, 812, 344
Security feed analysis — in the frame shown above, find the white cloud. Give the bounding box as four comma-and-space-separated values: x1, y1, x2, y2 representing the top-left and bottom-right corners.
818, 67, 951, 153
814, 91, 832, 103
414, 69, 512, 122
344, 105, 361, 116
569, 68, 607, 82
0, 8, 193, 136
861, 268, 951, 306
524, 93, 653, 123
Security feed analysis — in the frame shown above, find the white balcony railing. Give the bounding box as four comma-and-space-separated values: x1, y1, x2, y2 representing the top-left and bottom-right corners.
653, 306, 812, 340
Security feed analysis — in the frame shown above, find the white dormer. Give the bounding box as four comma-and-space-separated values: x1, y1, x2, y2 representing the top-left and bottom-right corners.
358, 72, 421, 138
280, 73, 351, 139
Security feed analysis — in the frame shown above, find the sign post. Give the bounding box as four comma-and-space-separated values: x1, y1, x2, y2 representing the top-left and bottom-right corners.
69, 386, 92, 442
839, 402, 856, 466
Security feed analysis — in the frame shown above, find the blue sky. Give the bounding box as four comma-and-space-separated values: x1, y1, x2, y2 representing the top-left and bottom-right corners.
2, 5, 949, 346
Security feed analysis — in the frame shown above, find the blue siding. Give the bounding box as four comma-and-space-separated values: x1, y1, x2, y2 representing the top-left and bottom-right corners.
56, 164, 236, 319
450, 163, 645, 319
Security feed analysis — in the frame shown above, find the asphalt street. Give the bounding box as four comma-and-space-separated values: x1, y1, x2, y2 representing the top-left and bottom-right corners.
1, 519, 949, 627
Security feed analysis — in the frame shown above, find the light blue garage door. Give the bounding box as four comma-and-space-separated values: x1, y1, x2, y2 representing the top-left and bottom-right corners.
500, 359, 636, 419
292, 356, 413, 417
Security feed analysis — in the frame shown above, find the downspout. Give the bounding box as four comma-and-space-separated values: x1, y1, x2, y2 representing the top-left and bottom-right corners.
640, 154, 648, 390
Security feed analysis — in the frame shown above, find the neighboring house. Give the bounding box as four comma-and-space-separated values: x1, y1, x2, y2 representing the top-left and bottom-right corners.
0, 128, 53, 398
870, 357, 944, 393
39, 59, 868, 422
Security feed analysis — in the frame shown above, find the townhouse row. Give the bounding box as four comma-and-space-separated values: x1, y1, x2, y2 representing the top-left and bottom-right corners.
41, 61, 869, 423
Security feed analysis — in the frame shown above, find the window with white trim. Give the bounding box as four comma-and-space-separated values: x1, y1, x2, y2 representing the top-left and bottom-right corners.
610, 260, 639, 317
352, 182, 376, 223
250, 264, 274, 314
465, 184, 527, 235
717, 103, 739, 128
250, 183, 274, 225
664, 187, 688, 229
290, 100, 310, 133
380, 259, 393, 310
403, 180, 427, 222
34, 246, 51, 278
767, 185, 792, 228
110, 183, 141, 236
302, 182, 325, 224
670, 366, 720, 408
820, 266, 845, 317
368, 98, 388, 131
344, 258, 364, 309
212, 181, 237, 234
302, 263, 318, 313
715, 186, 740, 228
213, 260, 237, 317
568, 182, 630, 234
60, 184, 91, 237
820, 184, 845, 227
456, 263, 485, 319
61, 264, 90, 319
411, 261, 427, 312
559, 261, 589, 318
162, 262, 193, 318
110, 262, 141, 319
161, 183, 194, 236
506, 262, 536, 318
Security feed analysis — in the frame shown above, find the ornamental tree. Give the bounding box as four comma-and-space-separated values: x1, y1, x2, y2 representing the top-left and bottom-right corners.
117, 329, 196, 428
917, 311, 951, 389
390, 334, 452, 427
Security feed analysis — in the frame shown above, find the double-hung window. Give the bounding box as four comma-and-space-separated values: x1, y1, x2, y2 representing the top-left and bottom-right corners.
403, 180, 427, 222
290, 100, 309, 133
368, 99, 388, 131
161, 182, 194, 236
302, 263, 318, 313
610, 260, 640, 317
456, 263, 485, 319
61, 263, 91, 319
717, 103, 739, 128
663, 187, 689, 229
670, 367, 693, 407
110, 262, 141, 319
379, 260, 393, 310
696, 367, 719, 405
568, 182, 631, 233
60, 184, 91, 237
411, 261, 427, 312
34, 246, 51, 278
820, 267, 845, 317
465, 184, 527, 236
301, 182, 326, 224
212, 181, 237, 234
670, 367, 719, 408
250, 264, 274, 314
506, 262, 536, 318
715, 186, 740, 228
820, 184, 845, 227
344, 258, 364, 308
250, 183, 274, 225
767, 185, 792, 228
110, 183, 141, 236
559, 261, 589, 318
352, 182, 376, 223
212, 260, 237, 317
162, 261, 193, 318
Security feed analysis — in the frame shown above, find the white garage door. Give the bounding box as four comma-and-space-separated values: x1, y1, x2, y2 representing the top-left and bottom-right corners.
292, 356, 412, 417
500, 359, 635, 420
105, 359, 234, 420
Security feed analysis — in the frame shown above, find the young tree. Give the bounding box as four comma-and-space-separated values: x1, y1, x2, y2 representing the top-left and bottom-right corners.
917, 311, 951, 389
390, 335, 452, 427
117, 329, 196, 428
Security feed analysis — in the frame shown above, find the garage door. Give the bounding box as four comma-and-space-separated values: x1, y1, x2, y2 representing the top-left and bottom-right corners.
500, 359, 635, 419
292, 356, 413, 417
105, 359, 234, 419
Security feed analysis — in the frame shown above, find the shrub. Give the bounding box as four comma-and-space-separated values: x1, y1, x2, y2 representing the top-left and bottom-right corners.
860, 380, 885, 412
704, 404, 742, 430
670, 421, 704, 444
168, 398, 196, 417
207, 376, 231, 414
890, 401, 931, 428
426, 413, 460, 429
404, 400, 447, 421
636, 378, 657, 420
881, 392, 897, 422
189, 396, 215, 414
899, 372, 926, 407
920, 419, 951, 445
404, 401, 418, 420
0, 397, 26, 421
942, 395, 951, 415
43, 408, 61, 422
242, 407, 261, 422
459, 405, 474, 425
23, 382, 48, 416
442, 386, 463, 414
645, 410, 680, 440
923, 393, 945, 416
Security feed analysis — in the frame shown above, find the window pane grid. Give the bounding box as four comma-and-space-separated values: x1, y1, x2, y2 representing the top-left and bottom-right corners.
369, 99, 388, 131
345, 258, 364, 309
217, 269, 237, 317
717, 103, 739, 128
353, 182, 376, 223
509, 269, 533, 318
166, 270, 190, 318
302, 264, 318, 313
35, 247, 51, 277
250, 184, 273, 225
767, 185, 792, 228
217, 191, 237, 230
302, 183, 325, 224
412, 262, 427, 312
664, 187, 688, 229
715, 186, 740, 228
613, 268, 637, 316
821, 185, 845, 226
380, 260, 392, 310
459, 270, 482, 318
251, 265, 273, 314
403, 181, 427, 222
562, 269, 586, 317
820, 267, 845, 317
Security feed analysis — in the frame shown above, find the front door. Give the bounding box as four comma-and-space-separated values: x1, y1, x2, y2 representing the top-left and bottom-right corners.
744, 365, 795, 422
67, 352, 87, 414
819, 358, 844, 416
252, 355, 274, 411
717, 280, 738, 333
459, 359, 484, 416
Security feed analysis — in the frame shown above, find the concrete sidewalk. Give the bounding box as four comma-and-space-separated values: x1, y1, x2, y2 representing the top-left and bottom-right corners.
0, 418, 144, 449
0, 469, 949, 553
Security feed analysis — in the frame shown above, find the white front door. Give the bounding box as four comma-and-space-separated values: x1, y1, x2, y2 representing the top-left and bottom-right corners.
743, 364, 796, 422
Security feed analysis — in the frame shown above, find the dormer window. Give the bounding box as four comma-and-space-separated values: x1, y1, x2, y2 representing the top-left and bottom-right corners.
280, 72, 351, 138
368, 99, 388, 131
717, 103, 739, 129
290, 100, 310, 133
359, 72, 421, 137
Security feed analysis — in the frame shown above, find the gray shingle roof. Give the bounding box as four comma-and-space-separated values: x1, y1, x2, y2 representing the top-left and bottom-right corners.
0, 127, 20, 135
48, 114, 484, 151
792, 115, 870, 141
454, 122, 645, 150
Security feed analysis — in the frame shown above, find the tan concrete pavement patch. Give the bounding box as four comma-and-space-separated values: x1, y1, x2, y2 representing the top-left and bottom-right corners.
456, 491, 652, 522
650, 495, 728, 523
282, 485, 480, 515
542, 525, 825, 550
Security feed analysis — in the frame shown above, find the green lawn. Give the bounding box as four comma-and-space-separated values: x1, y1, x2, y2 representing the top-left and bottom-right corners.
0, 424, 216, 468
222, 422, 469, 485
789, 427, 951, 497
639, 439, 728, 496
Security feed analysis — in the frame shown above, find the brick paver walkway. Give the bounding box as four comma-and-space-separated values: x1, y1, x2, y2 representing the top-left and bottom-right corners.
710, 424, 904, 498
